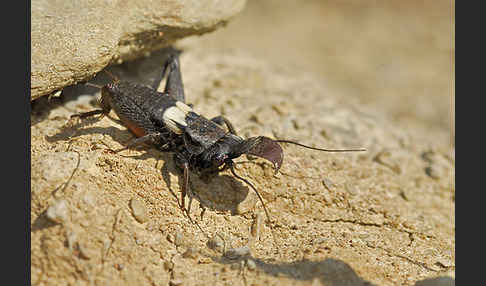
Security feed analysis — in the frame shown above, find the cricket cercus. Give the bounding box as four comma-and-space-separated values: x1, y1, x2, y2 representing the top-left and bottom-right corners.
71, 48, 365, 224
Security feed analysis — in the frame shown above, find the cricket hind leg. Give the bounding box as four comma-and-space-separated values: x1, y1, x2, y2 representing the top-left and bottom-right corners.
69, 108, 110, 129
70, 100, 111, 119
152, 48, 186, 102
70, 109, 105, 119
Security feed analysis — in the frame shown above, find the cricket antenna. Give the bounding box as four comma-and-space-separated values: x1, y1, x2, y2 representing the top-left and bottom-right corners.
85, 82, 103, 89
228, 161, 280, 249
275, 139, 366, 152
228, 161, 272, 224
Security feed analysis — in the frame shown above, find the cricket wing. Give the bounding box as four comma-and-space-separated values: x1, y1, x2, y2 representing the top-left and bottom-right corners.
184, 112, 227, 150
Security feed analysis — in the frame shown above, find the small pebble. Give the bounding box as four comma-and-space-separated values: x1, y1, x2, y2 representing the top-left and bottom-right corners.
230, 262, 240, 270
77, 243, 93, 260
46, 199, 69, 224
321, 178, 334, 191
373, 150, 401, 174
169, 279, 183, 286
207, 234, 224, 253
66, 231, 77, 251
250, 213, 262, 240
313, 237, 329, 245
224, 245, 250, 260
345, 182, 359, 196
182, 247, 199, 259
399, 189, 411, 201
425, 165, 441, 179
163, 261, 174, 271
174, 231, 184, 247
129, 198, 149, 223
246, 259, 256, 271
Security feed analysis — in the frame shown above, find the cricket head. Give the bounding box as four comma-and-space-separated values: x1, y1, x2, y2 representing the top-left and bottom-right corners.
194, 135, 283, 173
236, 136, 284, 172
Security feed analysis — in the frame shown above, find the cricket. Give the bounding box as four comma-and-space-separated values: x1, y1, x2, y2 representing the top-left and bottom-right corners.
71, 47, 366, 227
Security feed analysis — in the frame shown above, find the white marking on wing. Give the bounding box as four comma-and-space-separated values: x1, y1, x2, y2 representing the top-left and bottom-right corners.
163, 106, 188, 134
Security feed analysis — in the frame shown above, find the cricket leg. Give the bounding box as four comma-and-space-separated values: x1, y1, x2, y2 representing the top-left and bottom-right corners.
71, 95, 112, 120
210, 116, 238, 135
154, 48, 186, 102
182, 161, 190, 213
173, 154, 188, 208
70, 109, 105, 119
69, 109, 110, 129
110, 132, 165, 153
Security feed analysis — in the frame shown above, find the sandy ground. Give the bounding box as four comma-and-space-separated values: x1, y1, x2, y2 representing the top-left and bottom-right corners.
183, 0, 454, 140
31, 1, 454, 285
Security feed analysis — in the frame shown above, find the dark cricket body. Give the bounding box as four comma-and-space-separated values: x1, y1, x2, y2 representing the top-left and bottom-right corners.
72, 48, 365, 225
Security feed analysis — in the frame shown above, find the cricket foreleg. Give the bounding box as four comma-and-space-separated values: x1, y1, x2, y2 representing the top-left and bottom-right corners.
210, 116, 238, 135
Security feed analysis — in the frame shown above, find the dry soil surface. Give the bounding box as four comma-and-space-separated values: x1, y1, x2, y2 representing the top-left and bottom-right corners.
31, 1, 454, 285
31, 48, 454, 285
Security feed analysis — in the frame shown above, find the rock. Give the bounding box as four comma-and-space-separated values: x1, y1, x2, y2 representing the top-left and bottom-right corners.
250, 213, 262, 241
425, 165, 442, 179
169, 279, 183, 286
224, 245, 251, 260
31, 0, 246, 100
174, 231, 184, 247
207, 234, 225, 253
36, 152, 79, 184
182, 247, 199, 259
246, 259, 256, 271
46, 199, 69, 224
129, 198, 149, 223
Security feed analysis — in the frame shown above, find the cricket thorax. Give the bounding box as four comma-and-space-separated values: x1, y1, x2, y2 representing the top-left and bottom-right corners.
191, 133, 245, 171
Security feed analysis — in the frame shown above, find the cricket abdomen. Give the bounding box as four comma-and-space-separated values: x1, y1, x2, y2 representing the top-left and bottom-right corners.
120, 117, 147, 137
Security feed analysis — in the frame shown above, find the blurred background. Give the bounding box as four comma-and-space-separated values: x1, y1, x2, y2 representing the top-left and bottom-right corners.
182, 0, 454, 144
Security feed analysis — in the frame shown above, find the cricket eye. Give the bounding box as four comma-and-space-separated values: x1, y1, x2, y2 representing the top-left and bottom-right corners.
243, 136, 284, 172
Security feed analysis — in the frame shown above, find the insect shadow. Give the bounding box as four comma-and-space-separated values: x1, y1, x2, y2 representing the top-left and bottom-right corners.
31, 209, 59, 232
158, 152, 250, 216
210, 250, 376, 286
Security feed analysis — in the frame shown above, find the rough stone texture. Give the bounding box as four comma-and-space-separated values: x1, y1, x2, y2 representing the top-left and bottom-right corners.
31, 47, 454, 285
31, 0, 246, 100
